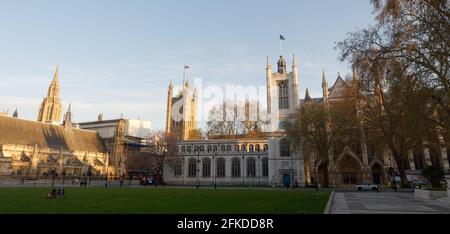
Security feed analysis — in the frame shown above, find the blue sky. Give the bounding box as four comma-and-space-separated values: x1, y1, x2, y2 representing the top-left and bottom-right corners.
0, 0, 375, 130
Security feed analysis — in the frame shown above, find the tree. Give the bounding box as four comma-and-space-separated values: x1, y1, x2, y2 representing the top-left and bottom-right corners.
206, 100, 267, 138
286, 88, 359, 188
339, 0, 450, 130
337, 0, 449, 186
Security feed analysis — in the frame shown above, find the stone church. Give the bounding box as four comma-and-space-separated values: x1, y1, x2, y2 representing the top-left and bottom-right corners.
163, 54, 304, 187
163, 52, 450, 188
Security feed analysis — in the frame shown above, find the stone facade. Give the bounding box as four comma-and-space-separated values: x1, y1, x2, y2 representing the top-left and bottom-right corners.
164, 55, 305, 187
165, 67, 198, 141
0, 115, 109, 177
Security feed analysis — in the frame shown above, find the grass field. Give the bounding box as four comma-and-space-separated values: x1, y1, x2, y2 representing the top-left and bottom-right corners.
0, 187, 330, 214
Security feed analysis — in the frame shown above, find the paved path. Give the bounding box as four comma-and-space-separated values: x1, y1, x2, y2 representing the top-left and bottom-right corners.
330, 192, 450, 214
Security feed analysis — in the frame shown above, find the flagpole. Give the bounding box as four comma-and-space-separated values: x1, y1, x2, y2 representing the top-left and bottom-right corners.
280, 39, 282, 56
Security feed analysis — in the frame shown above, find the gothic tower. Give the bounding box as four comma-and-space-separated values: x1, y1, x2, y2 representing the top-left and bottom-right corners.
37, 65, 63, 123
266, 53, 300, 131
165, 66, 198, 141
266, 52, 304, 188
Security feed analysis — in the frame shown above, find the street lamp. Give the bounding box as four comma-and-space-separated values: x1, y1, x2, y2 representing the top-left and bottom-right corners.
258, 155, 261, 186
196, 146, 200, 190
290, 153, 295, 191
242, 155, 245, 185
389, 157, 397, 192
213, 152, 217, 190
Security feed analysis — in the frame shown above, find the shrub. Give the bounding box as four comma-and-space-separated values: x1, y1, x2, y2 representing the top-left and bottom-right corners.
421, 166, 444, 189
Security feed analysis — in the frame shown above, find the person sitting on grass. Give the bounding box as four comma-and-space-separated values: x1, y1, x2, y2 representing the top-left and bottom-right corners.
47, 188, 57, 199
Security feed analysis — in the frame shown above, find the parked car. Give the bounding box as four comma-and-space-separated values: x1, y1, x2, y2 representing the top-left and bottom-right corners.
356, 183, 379, 191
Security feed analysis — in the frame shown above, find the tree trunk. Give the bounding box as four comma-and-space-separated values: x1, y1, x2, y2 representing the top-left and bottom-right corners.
322, 161, 329, 188
391, 149, 409, 187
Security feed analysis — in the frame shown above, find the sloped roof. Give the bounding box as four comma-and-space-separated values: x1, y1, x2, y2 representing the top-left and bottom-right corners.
0, 115, 107, 153
328, 76, 349, 99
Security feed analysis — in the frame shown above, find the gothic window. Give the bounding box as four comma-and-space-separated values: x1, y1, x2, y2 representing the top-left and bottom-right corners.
262, 157, 269, 177
216, 158, 226, 177
247, 158, 256, 177
263, 144, 268, 152
278, 80, 289, 109
235, 145, 240, 152
255, 144, 261, 152
188, 158, 197, 177
202, 158, 211, 177
232, 158, 241, 177
174, 161, 182, 176
280, 139, 291, 157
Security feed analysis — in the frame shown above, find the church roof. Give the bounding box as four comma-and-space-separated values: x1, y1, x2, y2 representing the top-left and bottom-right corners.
0, 115, 107, 153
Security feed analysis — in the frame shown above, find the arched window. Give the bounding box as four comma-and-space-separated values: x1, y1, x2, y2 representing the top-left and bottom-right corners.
232, 158, 241, 177
227, 145, 232, 152
181, 146, 186, 153
207, 145, 212, 153
235, 145, 240, 152
200, 146, 205, 153
221, 145, 225, 152
202, 158, 211, 177
263, 144, 268, 152
247, 158, 256, 177
216, 158, 226, 177
262, 157, 269, 177
278, 80, 289, 109
249, 145, 254, 152
188, 158, 197, 177
213, 145, 218, 152
280, 139, 290, 157
241, 145, 246, 152
174, 161, 182, 176
255, 144, 261, 152
187, 146, 192, 153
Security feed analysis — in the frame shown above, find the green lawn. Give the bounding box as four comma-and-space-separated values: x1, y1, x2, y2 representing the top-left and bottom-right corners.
0, 187, 330, 214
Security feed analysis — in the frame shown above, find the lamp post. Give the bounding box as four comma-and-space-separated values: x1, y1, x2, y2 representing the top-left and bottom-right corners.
258, 155, 261, 186
196, 146, 200, 190
213, 152, 217, 190
389, 157, 397, 192
242, 155, 245, 185
291, 153, 295, 191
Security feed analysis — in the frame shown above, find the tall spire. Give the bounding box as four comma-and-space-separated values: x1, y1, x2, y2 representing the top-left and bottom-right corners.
305, 88, 311, 100
322, 68, 329, 100
292, 52, 296, 68
37, 65, 63, 123
63, 102, 72, 129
